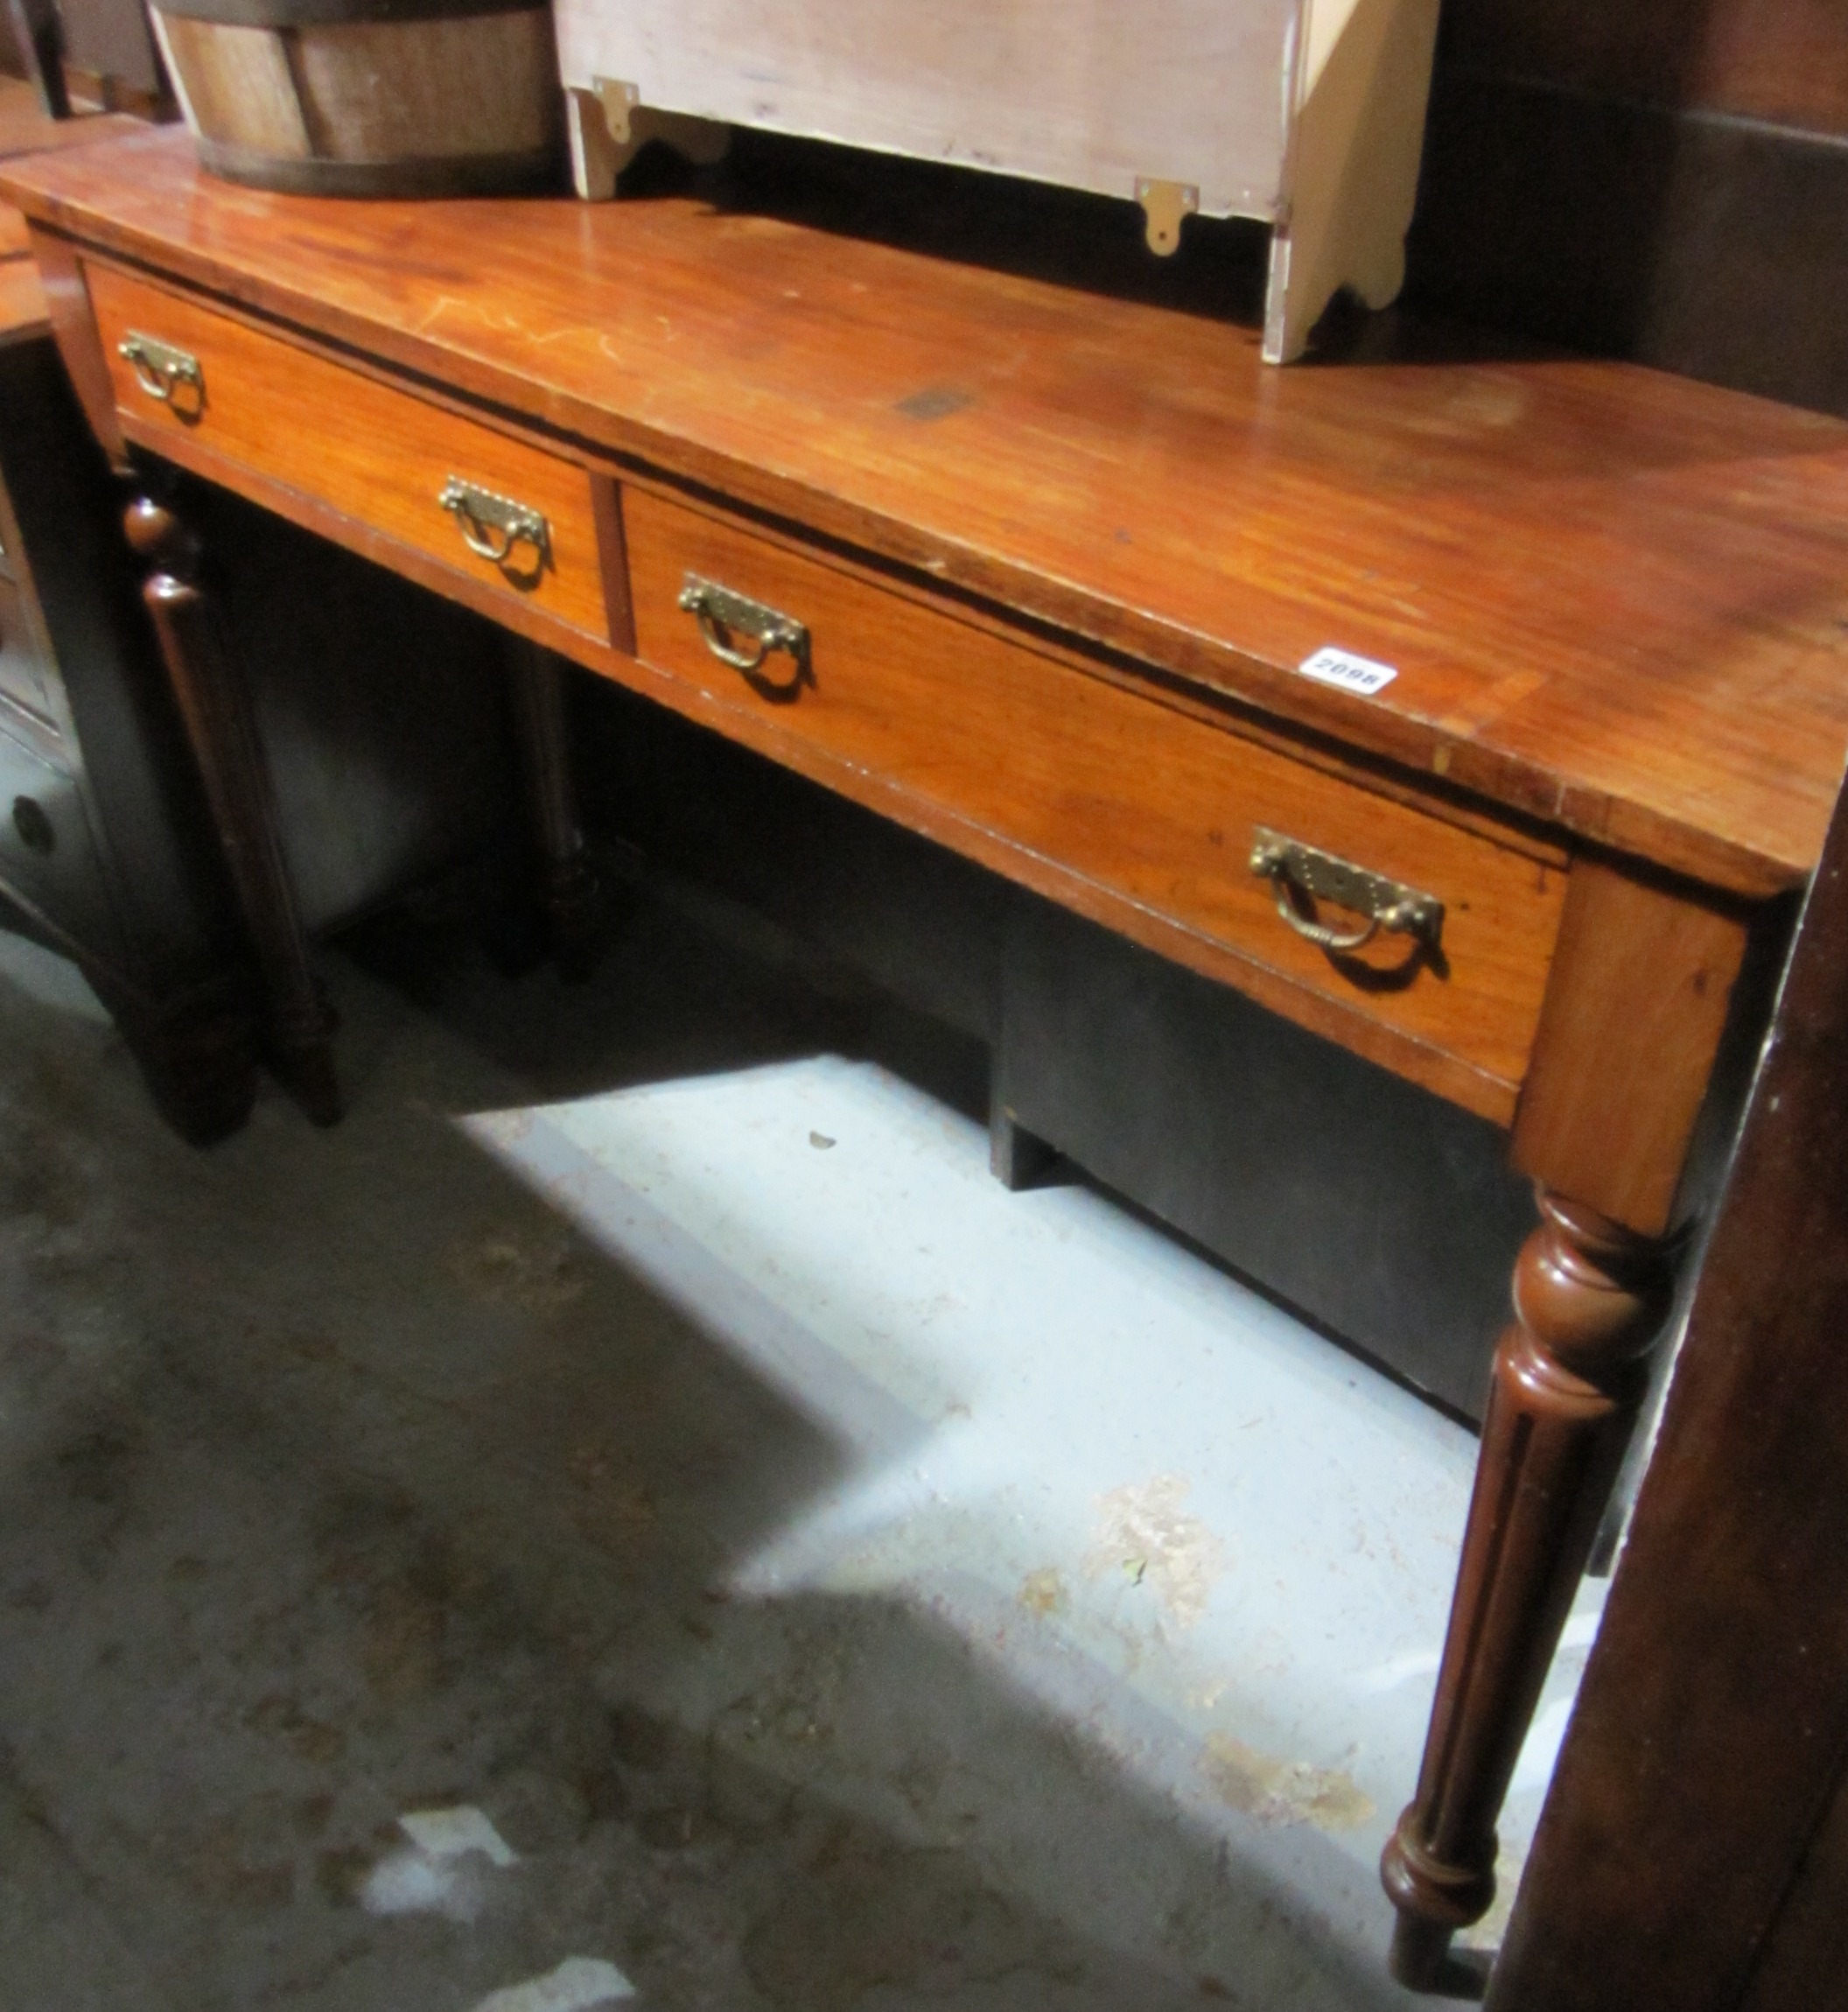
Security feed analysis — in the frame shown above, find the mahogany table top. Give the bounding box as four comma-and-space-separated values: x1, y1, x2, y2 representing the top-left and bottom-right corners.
5, 124, 1846, 898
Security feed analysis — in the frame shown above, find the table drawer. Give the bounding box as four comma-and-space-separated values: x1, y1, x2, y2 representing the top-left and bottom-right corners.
85, 263, 612, 644
625, 486, 1566, 1106
0, 575, 59, 726
0, 718, 120, 957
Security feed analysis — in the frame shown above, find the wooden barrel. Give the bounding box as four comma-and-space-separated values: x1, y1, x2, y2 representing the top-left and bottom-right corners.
148, 0, 562, 196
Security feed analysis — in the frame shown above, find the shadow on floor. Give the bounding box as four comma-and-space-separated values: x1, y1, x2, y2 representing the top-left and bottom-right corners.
339, 870, 995, 1126
0, 903, 1410, 2011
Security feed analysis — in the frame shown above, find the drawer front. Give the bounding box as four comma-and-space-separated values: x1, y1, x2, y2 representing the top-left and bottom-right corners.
85, 263, 611, 643
0, 575, 60, 726
625, 486, 1566, 1105
0, 461, 21, 582
0, 719, 121, 957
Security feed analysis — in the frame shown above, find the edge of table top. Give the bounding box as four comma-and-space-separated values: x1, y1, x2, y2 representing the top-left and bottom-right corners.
6, 126, 1846, 900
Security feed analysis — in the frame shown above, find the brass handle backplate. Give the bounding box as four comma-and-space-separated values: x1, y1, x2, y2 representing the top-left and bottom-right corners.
119, 331, 204, 411
678, 573, 809, 687
438, 477, 550, 580
1250, 826, 1444, 954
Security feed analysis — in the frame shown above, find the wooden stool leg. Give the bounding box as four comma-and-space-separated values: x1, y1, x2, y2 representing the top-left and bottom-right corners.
504, 636, 606, 981
123, 490, 340, 1126
1382, 1187, 1672, 1990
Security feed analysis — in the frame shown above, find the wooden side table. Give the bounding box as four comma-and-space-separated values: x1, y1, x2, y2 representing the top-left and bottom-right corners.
5, 124, 1845, 1986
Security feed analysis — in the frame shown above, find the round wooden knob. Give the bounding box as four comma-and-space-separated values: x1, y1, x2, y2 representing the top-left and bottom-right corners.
123, 494, 200, 578
1511, 1191, 1670, 1385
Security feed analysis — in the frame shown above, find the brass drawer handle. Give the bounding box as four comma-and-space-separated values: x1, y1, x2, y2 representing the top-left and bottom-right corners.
678, 573, 809, 688
1250, 826, 1444, 954
438, 477, 550, 580
119, 331, 204, 411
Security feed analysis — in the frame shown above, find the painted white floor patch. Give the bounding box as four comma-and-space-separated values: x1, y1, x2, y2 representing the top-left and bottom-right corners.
460, 1049, 1606, 1985
471, 1956, 636, 2011
400, 1805, 519, 1866
360, 1807, 522, 1922
360, 1849, 489, 1924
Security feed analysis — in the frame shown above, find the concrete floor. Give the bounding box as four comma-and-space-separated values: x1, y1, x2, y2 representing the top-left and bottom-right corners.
0, 885, 1601, 2010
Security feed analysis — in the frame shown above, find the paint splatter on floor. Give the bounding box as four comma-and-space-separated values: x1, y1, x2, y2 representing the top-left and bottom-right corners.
1088, 1476, 1227, 1629
472, 1955, 635, 2010
1203, 1735, 1376, 1833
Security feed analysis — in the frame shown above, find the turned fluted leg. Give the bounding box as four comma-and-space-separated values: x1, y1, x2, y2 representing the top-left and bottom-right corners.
504, 636, 606, 981
123, 490, 340, 1125
1382, 1188, 1673, 1990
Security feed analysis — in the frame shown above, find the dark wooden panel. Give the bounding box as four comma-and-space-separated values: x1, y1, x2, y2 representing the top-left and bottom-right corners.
4, 131, 1848, 898
1000, 892, 1531, 1420
186, 481, 516, 936
0, 308, 259, 1138
1411, 67, 1848, 420
1438, 0, 1848, 137
1487, 772, 1848, 2010
0, 333, 219, 972
1738, 1753, 1848, 2012
576, 676, 1007, 1046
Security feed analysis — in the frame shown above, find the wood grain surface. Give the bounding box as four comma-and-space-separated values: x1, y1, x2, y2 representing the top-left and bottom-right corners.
87, 261, 612, 642
1510, 859, 1751, 1232
1487, 768, 1848, 2012
626, 480, 1566, 1118
1439, 0, 1848, 138
3, 127, 1845, 900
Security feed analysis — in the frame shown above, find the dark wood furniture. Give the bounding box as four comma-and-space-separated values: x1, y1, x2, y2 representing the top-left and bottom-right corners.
0, 307, 259, 1139
1412, 0, 1848, 418
4, 124, 1846, 1987
0, 93, 530, 1139
1481, 768, 1848, 2012
0, 108, 256, 1137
